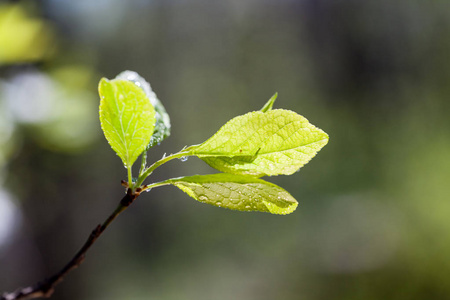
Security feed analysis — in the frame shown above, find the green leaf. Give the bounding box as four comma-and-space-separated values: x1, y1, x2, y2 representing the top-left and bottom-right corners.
116, 71, 171, 149
147, 97, 171, 148
187, 109, 328, 177
99, 78, 155, 168
260, 93, 277, 112
165, 174, 297, 215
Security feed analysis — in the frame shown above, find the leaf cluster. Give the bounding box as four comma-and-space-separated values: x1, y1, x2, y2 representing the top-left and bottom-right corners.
99, 71, 328, 215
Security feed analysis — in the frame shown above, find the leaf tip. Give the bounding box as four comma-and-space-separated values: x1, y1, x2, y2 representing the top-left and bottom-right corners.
98, 77, 109, 87
319, 128, 330, 145
98, 77, 111, 98
263, 199, 298, 215
260, 93, 278, 112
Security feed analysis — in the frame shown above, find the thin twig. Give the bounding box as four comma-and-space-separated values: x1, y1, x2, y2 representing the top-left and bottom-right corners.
1, 188, 139, 300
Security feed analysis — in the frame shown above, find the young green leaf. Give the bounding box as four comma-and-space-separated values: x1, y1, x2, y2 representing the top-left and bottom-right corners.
99, 78, 155, 168
260, 92, 277, 112
147, 97, 171, 149
163, 174, 298, 215
116, 70, 171, 149
187, 109, 328, 177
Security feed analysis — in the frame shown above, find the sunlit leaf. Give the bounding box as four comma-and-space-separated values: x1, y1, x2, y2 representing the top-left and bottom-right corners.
188, 109, 328, 177
165, 174, 298, 215
99, 78, 155, 168
116, 70, 171, 149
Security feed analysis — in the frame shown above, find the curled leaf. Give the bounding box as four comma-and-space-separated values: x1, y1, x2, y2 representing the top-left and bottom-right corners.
260, 93, 277, 112
116, 71, 171, 149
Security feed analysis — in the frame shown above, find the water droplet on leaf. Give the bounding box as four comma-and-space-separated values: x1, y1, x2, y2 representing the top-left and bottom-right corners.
179, 156, 188, 162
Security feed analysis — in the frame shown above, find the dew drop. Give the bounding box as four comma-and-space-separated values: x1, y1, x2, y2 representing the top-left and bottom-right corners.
198, 196, 208, 201
179, 156, 188, 162
230, 198, 239, 204
216, 202, 222, 207
245, 205, 251, 209
145, 188, 152, 193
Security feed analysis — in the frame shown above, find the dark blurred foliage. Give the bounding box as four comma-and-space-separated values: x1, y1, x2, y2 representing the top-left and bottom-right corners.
1, 1, 450, 300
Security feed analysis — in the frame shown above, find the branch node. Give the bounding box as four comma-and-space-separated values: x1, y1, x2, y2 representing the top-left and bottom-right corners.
120, 180, 129, 188
120, 189, 138, 207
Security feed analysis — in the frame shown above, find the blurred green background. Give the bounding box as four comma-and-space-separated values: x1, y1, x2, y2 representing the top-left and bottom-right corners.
1, 1, 450, 299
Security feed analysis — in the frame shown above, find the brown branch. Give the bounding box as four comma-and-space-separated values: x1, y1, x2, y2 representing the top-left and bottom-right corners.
1, 188, 140, 300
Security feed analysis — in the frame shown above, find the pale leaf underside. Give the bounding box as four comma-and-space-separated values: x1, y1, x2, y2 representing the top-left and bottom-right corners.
165, 174, 298, 215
